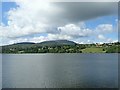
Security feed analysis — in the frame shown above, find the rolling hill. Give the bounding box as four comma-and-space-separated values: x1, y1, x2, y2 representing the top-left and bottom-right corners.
38, 40, 76, 46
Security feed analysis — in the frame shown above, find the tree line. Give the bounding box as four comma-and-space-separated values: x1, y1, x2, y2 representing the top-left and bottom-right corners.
1, 42, 120, 53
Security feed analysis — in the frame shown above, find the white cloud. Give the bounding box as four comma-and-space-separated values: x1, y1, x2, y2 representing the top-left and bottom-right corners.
27, 36, 49, 43
0, 1, 118, 45
58, 24, 80, 36
106, 38, 117, 43
47, 34, 72, 40
96, 24, 113, 34
97, 34, 118, 43
4, 36, 48, 45
0, 22, 116, 45
1, 1, 117, 37
8, 38, 28, 44
98, 34, 106, 40
58, 24, 92, 37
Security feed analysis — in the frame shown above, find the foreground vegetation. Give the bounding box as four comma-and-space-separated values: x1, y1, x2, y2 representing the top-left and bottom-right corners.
1, 41, 120, 53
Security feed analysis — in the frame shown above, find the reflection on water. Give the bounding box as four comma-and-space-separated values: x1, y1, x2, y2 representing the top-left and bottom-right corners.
2, 54, 118, 88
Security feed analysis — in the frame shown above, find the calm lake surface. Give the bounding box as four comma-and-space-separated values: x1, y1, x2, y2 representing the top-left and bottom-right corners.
2, 54, 118, 88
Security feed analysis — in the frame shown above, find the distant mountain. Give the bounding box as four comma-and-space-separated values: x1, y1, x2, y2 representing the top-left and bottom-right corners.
2, 42, 36, 49
15, 42, 35, 45
1, 40, 77, 53
39, 40, 77, 46
2, 40, 77, 47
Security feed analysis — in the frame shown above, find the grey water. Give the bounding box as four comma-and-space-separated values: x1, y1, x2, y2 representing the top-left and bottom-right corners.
2, 54, 118, 88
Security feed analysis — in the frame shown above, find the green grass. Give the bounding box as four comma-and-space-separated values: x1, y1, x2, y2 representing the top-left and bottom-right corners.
81, 47, 105, 53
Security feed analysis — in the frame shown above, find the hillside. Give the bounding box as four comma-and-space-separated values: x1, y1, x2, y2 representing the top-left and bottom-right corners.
1, 40, 120, 53
39, 40, 76, 46
1, 40, 79, 53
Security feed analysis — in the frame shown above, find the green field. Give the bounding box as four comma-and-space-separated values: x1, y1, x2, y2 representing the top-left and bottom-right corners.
81, 47, 105, 53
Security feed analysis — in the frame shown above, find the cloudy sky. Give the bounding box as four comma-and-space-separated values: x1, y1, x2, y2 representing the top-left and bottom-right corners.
0, 0, 118, 45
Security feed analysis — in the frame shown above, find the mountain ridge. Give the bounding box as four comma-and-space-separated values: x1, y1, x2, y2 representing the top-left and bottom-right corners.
38, 40, 77, 46
10, 40, 77, 46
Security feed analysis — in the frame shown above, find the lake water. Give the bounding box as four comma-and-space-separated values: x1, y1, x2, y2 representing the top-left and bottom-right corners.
2, 54, 118, 88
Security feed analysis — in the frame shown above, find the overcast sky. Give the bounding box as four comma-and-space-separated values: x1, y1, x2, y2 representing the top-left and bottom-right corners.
0, 0, 118, 45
